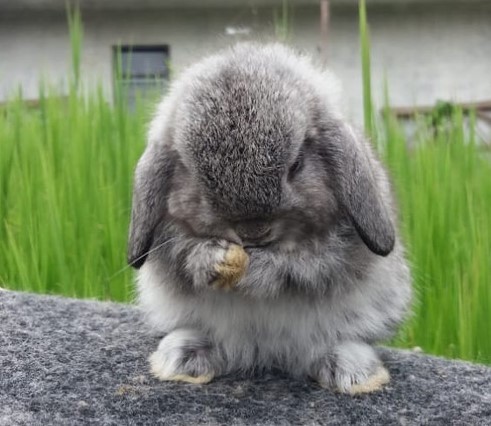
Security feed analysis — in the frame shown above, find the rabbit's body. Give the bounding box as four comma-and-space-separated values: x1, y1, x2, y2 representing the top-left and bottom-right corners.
129, 44, 411, 393
139, 240, 409, 377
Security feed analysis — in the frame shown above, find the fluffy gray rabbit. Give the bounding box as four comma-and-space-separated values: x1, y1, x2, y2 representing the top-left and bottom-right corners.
128, 43, 411, 394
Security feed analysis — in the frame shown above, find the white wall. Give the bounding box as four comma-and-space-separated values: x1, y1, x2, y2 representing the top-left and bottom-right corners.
292, 3, 491, 121
1, 3, 490, 124
0, 13, 71, 99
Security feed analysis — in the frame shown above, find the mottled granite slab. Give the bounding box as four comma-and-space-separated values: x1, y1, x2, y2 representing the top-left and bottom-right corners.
1, 290, 490, 425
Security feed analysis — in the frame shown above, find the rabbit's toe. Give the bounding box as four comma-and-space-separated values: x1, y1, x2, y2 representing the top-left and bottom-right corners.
315, 342, 390, 394
211, 244, 249, 290
153, 372, 214, 385
149, 329, 217, 384
343, 366, 390, 394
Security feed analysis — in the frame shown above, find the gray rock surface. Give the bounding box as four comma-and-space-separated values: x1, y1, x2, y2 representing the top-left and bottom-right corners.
1, 290, 490, 426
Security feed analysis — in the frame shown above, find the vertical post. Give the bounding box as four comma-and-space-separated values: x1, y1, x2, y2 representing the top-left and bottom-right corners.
320, 0, 330, 64
359, 0, 374, 140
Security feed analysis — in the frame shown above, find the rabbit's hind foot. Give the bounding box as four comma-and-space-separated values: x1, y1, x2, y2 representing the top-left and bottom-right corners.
149, 329, 217, 385
344, 365, 389, 394
314, 341, 390, 395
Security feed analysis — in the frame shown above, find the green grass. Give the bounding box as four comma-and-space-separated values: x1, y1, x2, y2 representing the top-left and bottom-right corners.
379, 103, 491, 365
359, 0, 491, 364
0, 88, 147, 301
1, 5, 490, 365
0, 9, 153, 301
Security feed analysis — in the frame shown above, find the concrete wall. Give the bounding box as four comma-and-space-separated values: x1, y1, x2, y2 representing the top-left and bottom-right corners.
297, 3, 491, 121
1, 3, 490, 123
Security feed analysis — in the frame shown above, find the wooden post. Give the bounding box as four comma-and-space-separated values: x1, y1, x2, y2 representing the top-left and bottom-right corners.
320, 0, 330, 64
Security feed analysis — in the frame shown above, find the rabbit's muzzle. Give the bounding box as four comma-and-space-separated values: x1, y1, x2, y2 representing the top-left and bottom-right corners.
235, 220, 272, 245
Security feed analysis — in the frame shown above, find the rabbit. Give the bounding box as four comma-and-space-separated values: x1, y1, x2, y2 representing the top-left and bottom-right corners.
128, 43, 412, 394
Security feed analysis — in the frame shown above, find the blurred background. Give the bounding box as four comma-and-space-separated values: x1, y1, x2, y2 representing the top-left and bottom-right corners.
1, 0, 490, 124
0, 0, 490, 366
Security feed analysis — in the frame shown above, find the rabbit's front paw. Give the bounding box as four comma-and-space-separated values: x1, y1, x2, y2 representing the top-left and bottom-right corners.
211, 243, 249, 290
149, 329, 217, 384
188, 240, 249, 291
314, 342, 390, 394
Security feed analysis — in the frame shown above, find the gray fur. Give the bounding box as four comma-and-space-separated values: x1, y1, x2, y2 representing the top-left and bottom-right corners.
128, 43, 412, 393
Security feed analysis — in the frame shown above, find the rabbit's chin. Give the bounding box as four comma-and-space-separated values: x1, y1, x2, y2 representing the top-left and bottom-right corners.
242, 240, 273, 249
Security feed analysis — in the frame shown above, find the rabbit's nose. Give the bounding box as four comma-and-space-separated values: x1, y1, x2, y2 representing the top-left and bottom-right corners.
235, 221, 271, 242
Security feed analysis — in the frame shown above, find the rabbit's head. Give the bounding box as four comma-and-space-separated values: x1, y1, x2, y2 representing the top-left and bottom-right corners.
128, 44, 395, 268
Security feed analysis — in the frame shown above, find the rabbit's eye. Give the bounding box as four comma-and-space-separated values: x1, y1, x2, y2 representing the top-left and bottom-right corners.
288, 151, 304, 180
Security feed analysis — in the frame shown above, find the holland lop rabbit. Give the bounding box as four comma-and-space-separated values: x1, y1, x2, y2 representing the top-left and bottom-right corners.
128, 43, 411, 394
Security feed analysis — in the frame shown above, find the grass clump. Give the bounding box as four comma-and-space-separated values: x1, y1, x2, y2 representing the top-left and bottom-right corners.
359, 0, 491, 364
0, 89, 147, 301
382, 105, 491, 365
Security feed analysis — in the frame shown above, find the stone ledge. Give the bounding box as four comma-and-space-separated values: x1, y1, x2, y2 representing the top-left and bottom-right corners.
1, 289, 490, 425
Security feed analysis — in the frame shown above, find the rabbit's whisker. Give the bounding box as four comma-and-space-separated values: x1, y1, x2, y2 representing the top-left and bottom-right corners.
106, 237, 179, 282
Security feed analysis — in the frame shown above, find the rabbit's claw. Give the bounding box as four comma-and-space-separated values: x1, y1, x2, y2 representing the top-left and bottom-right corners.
211, 244, 249, 290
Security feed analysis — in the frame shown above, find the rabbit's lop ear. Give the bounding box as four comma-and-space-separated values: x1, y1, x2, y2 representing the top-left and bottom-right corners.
128, 145, 175, 268
323, 123, 395, 256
